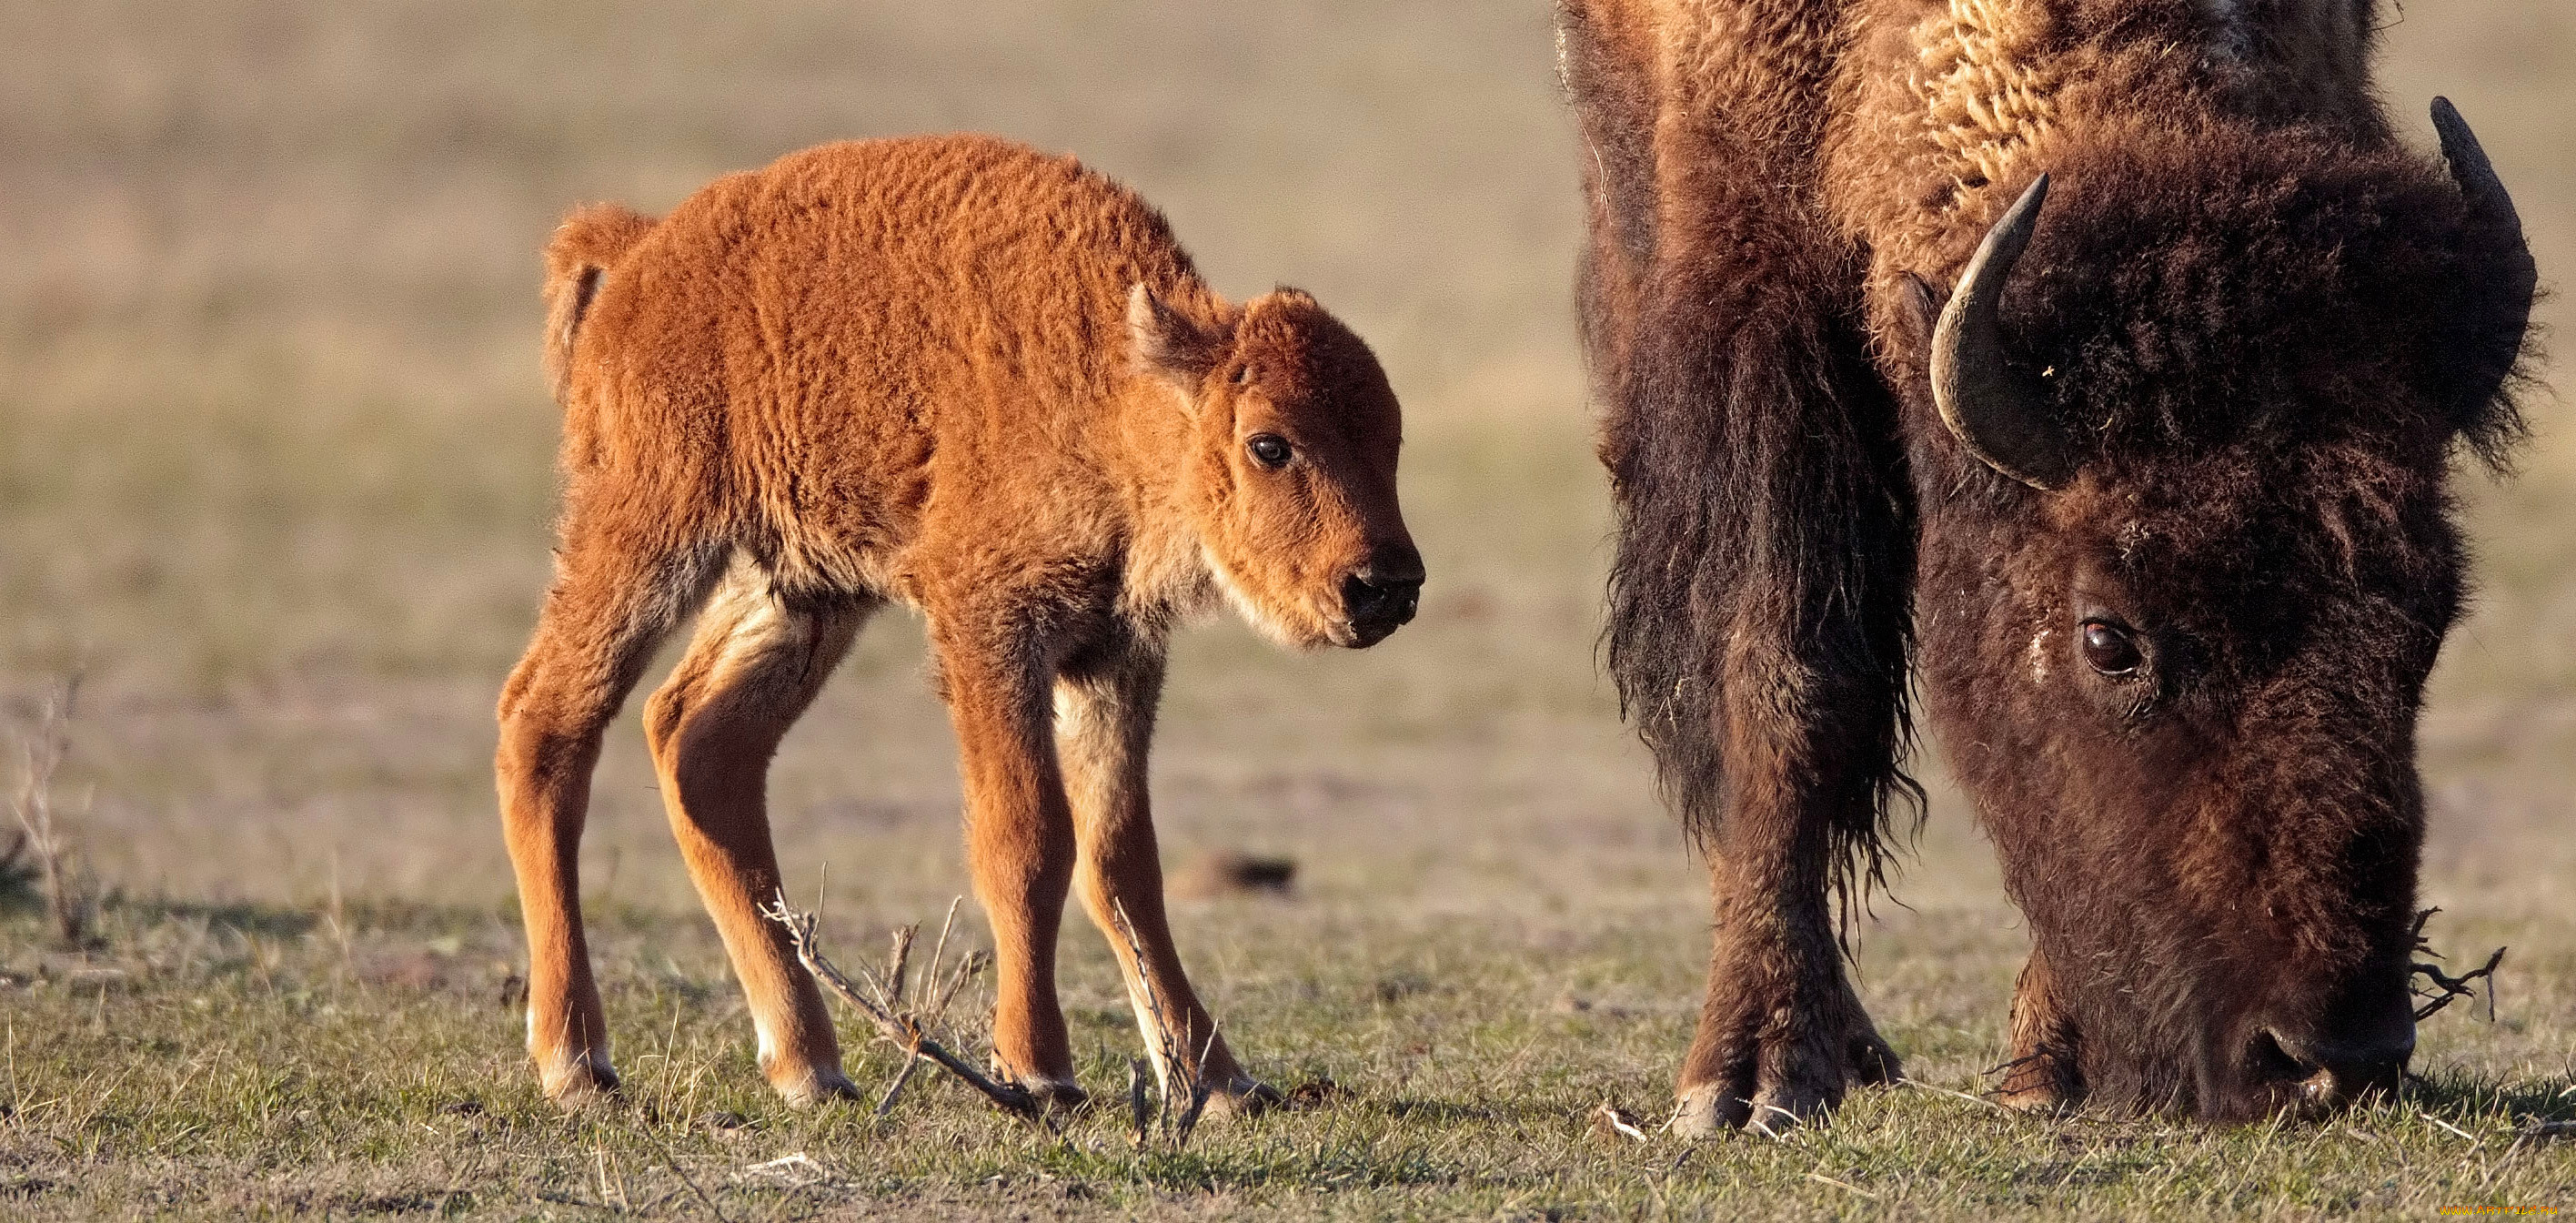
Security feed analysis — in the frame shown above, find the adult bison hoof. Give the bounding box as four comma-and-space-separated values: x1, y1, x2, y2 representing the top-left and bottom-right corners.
1992, 1041, 2079, 1113
1670, 1014, 1901, 1137
1848, 1023, 1903, 1087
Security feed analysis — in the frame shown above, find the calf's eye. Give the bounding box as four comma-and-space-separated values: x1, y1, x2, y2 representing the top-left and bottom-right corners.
2079, 621, 2143, 676
1246, 434, 1293, 469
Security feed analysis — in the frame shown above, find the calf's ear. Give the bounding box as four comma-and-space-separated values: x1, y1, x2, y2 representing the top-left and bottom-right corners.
1129, 283, 1231, 393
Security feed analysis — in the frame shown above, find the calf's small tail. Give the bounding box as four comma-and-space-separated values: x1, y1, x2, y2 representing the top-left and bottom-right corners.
541, 203, 656, 404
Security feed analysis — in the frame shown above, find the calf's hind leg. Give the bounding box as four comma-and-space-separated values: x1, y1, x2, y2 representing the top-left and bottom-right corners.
497, 518, 719, 1104
1054, 642, 1271, 1116
643, 568, 871, 1104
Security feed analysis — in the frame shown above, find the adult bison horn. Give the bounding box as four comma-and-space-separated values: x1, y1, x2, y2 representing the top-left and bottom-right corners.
1931, 175, 2075, 490
2430, 97, 2538, 417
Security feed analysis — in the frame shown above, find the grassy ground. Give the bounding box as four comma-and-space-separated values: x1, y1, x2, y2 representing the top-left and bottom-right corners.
4, 2, 2572, 1218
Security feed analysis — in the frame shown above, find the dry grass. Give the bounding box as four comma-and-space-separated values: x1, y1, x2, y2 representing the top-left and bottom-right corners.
5, 677, 96, 949
1, 1, 2572, 1217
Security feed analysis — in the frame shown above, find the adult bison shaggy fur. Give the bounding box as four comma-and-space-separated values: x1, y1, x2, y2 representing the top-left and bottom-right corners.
1558, 0, 2538, 1129
497, 136, 1419, 1113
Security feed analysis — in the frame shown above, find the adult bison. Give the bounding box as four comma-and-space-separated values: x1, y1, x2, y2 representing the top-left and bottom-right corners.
1557, 0, 2537, 1130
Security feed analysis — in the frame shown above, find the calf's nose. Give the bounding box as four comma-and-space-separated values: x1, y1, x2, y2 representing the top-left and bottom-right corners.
1339, 545, 1422, 631
1367, 543, 1425, 587
1341, 571, 1422, 629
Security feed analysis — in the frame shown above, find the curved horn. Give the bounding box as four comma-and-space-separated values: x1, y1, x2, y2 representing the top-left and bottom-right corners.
1932, 175, 2076, 490
2430, 97, 2538, 414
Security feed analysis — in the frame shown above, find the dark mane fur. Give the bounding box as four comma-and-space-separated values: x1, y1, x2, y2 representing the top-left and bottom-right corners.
1568, 0, 1923, 933
1597, 251, 1925, 924
1992, 118, 2534, 478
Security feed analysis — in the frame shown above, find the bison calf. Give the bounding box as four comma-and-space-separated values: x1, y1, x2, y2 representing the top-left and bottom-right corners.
496, 135, 1421, 1112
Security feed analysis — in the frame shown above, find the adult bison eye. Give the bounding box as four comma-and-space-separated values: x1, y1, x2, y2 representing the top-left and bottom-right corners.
2079, 621, 2143, 676
1245, 434, 1293, 469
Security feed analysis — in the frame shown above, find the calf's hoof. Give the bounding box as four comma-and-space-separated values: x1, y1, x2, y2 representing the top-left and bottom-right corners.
998, 1073, 1092, 1118
1194, 1076, 1284, 1122
768, 1063, 863, 1107
536, 1049, 622, 1108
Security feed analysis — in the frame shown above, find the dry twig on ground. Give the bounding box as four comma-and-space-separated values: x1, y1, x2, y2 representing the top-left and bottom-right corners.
1126, 1058, 1152, 1148
1897, 1076, 2011, 1113
760, 894, 1048, 1127
853, 897, 985, 1118
1110, 899, 1216, 1148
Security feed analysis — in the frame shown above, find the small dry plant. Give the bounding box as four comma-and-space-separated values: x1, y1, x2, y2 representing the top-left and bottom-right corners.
2409, 907, 2507, 1022
760, 894, 1049, 1127
7, 676, 98, 949
1109, 899, 1218, 1150
764, 894, 1241, 1149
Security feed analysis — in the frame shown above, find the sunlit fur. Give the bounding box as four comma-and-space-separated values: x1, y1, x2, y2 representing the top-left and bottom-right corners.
496, 135, 1415, 1110
1561, 0, 2534, 1130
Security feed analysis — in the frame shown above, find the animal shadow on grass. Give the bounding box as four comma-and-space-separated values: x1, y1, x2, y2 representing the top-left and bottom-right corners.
1342, 1091, 1569, 1127
0, 848, 44, 916
112, 899, 319, 941
2402, 1066, 2576, 1128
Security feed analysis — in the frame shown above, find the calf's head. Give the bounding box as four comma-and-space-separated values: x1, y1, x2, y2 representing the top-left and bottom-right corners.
1129, 283, 1421, 648
1897, 105, 2534, 1120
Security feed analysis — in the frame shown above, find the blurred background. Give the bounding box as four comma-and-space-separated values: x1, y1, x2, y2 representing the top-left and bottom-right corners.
1, 0, 2568, 979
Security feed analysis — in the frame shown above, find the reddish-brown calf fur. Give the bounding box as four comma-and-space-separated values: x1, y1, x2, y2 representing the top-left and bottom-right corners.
497, 135, 1419, 1110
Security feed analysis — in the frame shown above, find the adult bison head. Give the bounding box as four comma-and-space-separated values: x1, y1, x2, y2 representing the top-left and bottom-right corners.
1893, 103, 2535, 1120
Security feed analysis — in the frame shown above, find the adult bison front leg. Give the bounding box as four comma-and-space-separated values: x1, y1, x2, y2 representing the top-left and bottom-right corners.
1655, 614, 1910, 1134
1682, 763, 1905, 1134
1562, 0, 1918, 1137
1592, 216, 1917, 1137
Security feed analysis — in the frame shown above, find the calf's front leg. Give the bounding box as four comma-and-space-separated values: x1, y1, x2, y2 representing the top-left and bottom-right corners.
1054, 642, 1271, 1116
933, 623, 1087, 1114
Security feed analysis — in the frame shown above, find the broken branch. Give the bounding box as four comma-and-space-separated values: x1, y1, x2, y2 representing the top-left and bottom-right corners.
920, 896, 963, 1011
760, 894, 1048, 1127
880, 923, 916, 1008
2410, 908, 2508, 1022
1108, 899, 1214, 1148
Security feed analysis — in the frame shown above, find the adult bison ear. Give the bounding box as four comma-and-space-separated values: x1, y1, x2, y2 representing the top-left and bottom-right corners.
1927, 176, 2077, 490
1128, 282, 1232, 395
2430, 98, 2538, 427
